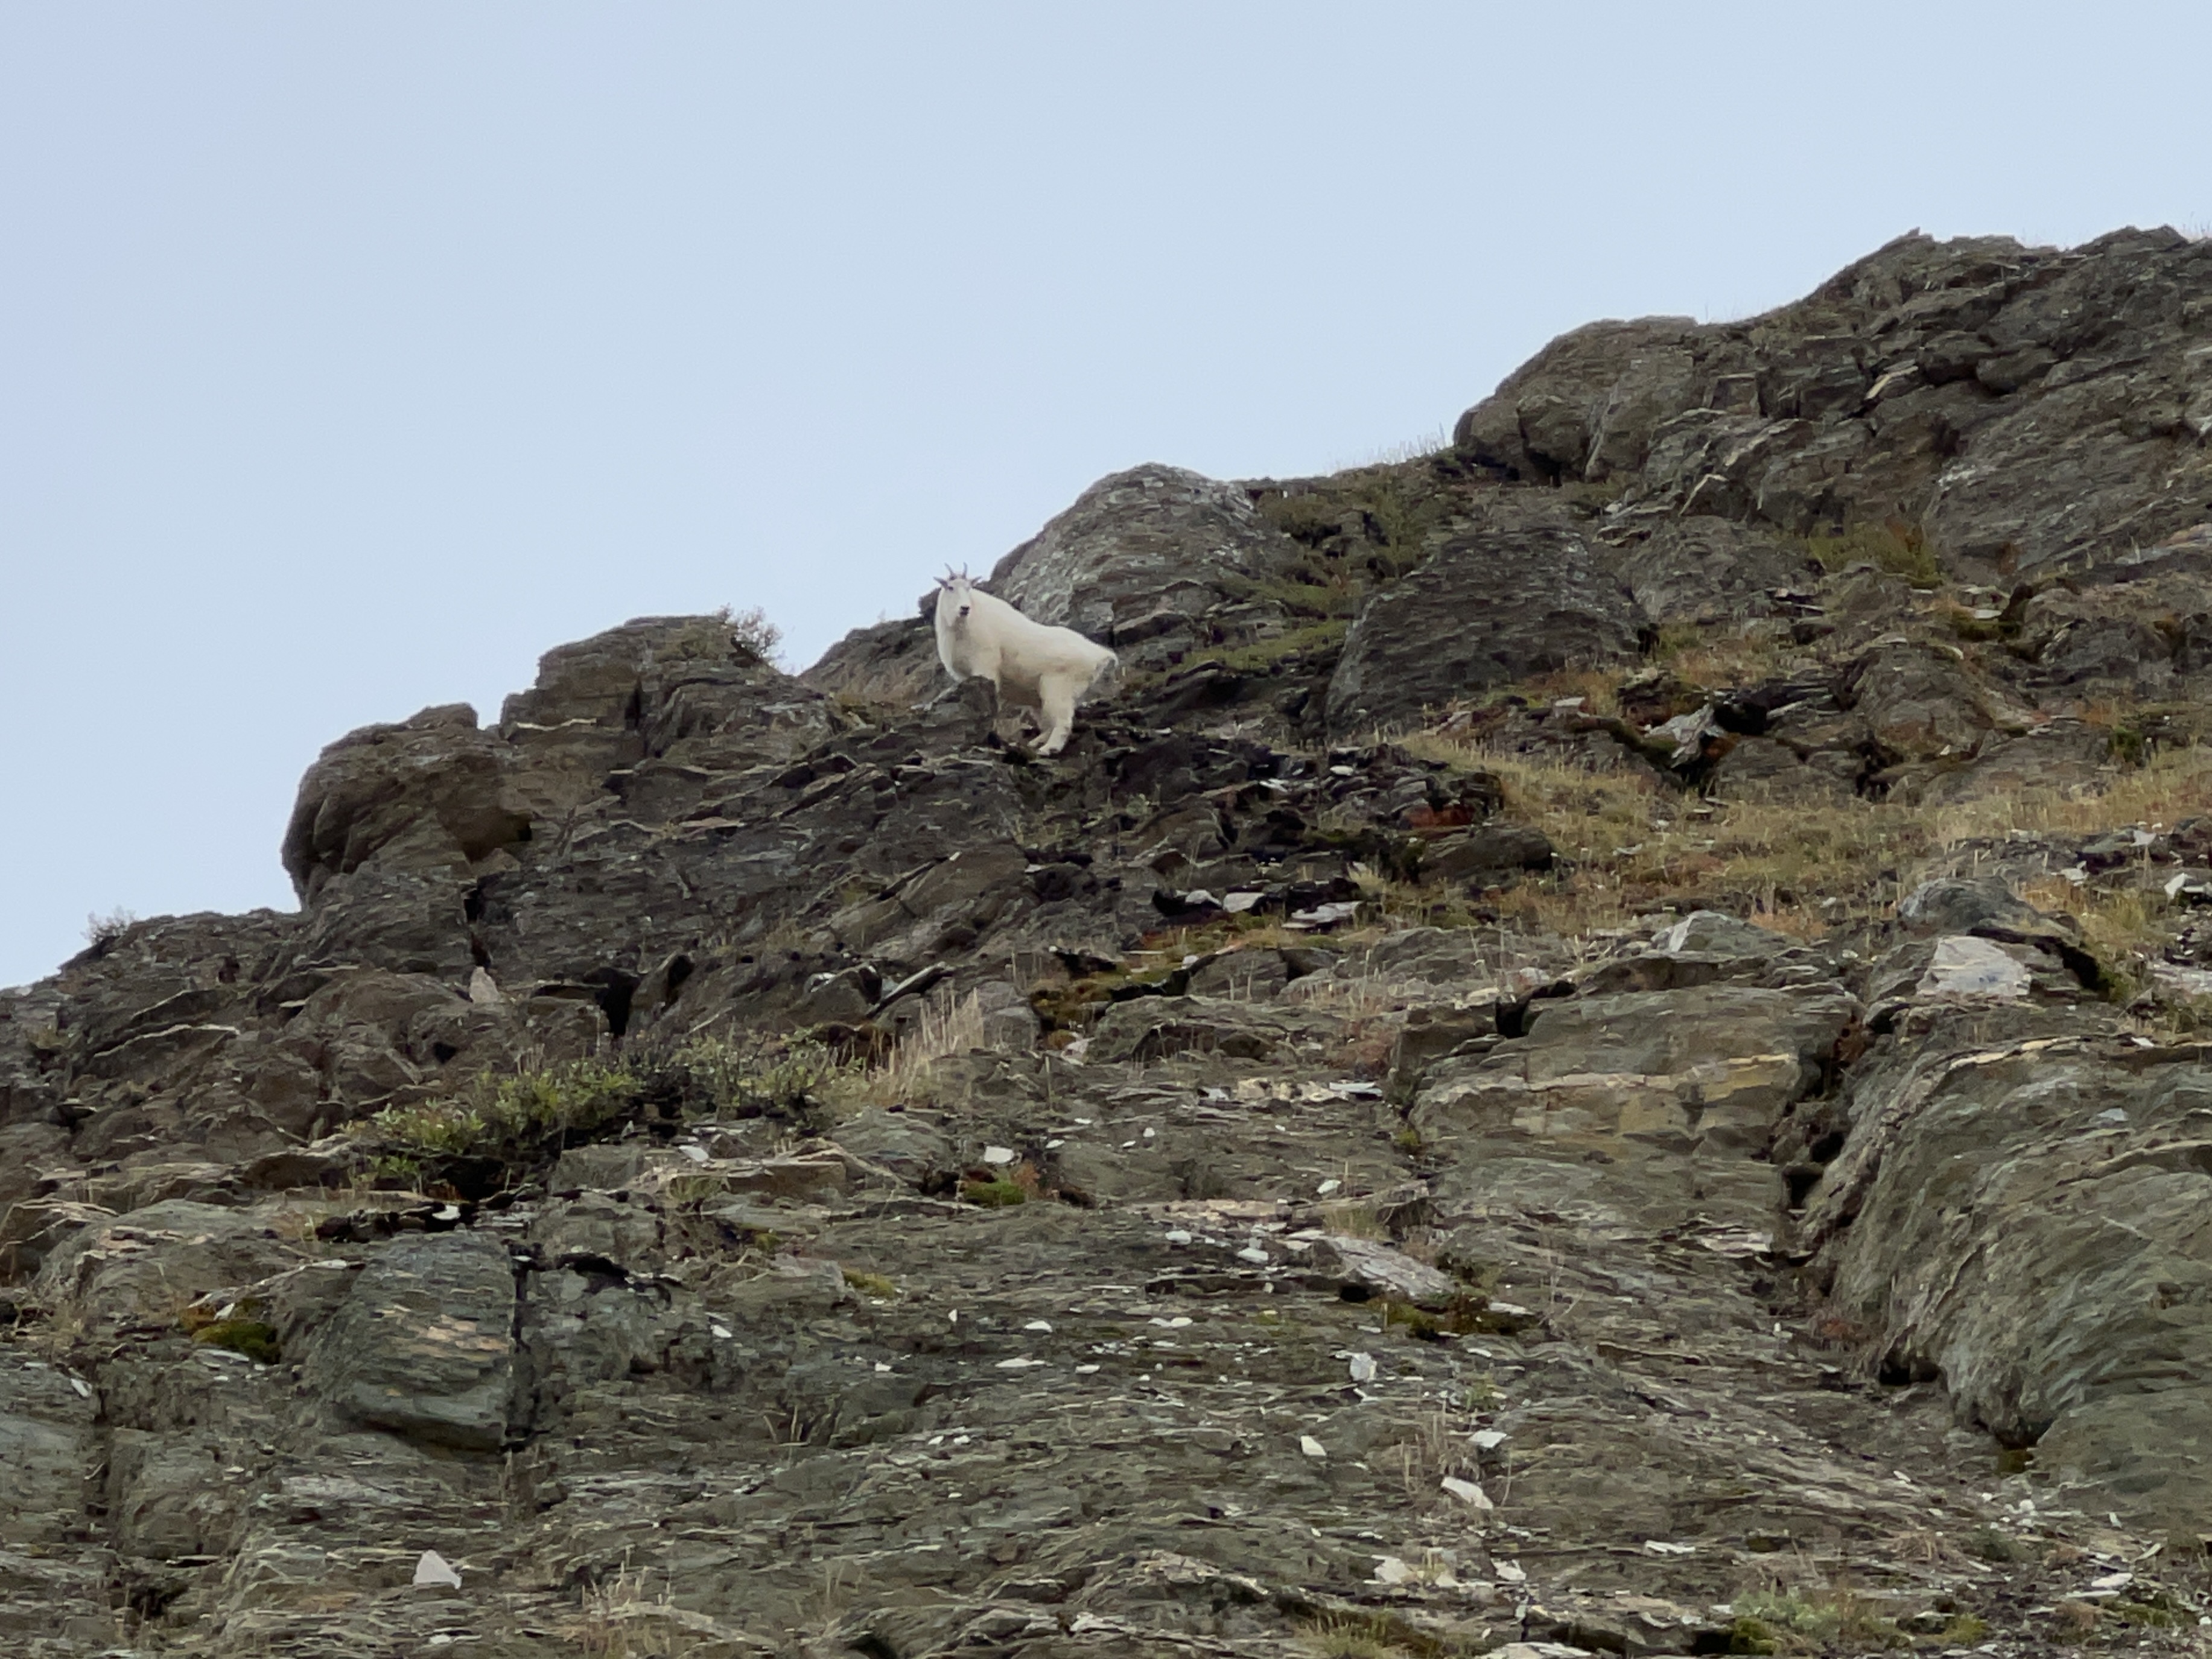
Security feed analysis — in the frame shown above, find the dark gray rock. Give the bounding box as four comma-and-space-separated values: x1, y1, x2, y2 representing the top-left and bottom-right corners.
799, 611, 942, 706
1600, 516, 1822, 626
1453, 228, 2212, 578
990, 464, 1309, 671
1417, 823, 1555, 882
302, 1232, 516, 1451
11, 228, 2212, 1652
1818, 1021, 2212, 1530
1326, 504, 1650, 733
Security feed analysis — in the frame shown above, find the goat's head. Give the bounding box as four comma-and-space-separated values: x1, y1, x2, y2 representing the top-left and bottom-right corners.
935, 564, 976, 621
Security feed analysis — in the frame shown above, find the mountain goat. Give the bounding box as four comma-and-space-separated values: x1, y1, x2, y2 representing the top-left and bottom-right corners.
932, 566, 1118, 755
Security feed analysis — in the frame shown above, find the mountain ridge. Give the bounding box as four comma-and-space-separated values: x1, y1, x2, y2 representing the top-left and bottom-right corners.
5, 226, 2212, 1657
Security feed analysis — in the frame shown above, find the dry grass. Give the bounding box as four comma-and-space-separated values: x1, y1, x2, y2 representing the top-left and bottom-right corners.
836, 990, 988, 1106
1391, 737, 2212, 945
565, 1557, 712, 1656
1650, 619, 1797, 691
1931, 743, 2212, 842
1514, 666, 1626, 715
2017, 875, 2171, 960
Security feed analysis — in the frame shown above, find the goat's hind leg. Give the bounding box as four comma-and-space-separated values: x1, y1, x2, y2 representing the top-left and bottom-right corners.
1034, 673, 1078, 756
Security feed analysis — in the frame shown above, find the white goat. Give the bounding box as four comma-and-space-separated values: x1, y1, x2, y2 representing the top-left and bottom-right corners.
932, 566, 1117, 755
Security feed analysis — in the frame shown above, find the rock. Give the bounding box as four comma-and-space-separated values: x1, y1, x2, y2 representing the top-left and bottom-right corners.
1456, 228, 2212, 575
0, 1351, 107, 1648
33, 1199, 305, 1335
1916, 935, 2033, 1000
1185, 949, 1291, 1000
10, 226, 2212, 1652
302, 1232, 517, 1451
988, 464, 1309, 672
1326, 503, 1650, 733
1897, 874, 2047, 937
799, 611, 944, 706
1417, 982, 1858, 1237
1602, 518, 1822, 626
1301, 1234, 1458, 1305
281, 703, 538, 908
1819, 1018, 2212, 1531
1651, 910, 1793, 958
1419, 823, 1556, 882
1454, 316, 1708, 482
1086, 997, 1326, 1064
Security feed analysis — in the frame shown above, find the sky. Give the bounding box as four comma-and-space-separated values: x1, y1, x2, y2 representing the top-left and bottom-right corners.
4, 2, 2209, 990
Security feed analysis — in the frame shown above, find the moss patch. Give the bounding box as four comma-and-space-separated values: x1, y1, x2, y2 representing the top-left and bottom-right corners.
959, 1178, 1028, 1208
192, 1319, 280, 1364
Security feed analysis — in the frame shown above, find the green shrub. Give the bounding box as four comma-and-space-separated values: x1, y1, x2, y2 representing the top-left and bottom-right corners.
374, 1058, 641, 1161
1804, 518, 1943, 588
673, 1038, 847, 1116
193, 1319, 280, 1364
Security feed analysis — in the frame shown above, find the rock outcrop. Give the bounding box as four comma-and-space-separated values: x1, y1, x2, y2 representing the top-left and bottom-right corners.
7, 227, 2212, 1655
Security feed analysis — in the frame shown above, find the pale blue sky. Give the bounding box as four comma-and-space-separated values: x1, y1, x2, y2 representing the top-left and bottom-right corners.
4, 2, 2208, 989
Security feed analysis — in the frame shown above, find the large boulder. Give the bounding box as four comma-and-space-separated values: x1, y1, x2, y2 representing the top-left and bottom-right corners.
988, 464, 1308, 671
281, 704, 532, 905
1816, 1025, 2212, 1529
1453, 228, 2212, 577
302, 1232, 518, 1451
1414, 982, 1859, 1231
799, 612, 943, 706
1325, 503, 1649, 732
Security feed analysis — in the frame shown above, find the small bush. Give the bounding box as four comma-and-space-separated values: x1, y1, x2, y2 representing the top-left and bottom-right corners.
369, 1037, 849, 1179
959, 1178, 1028, 1208
719, 604, 784, 665
675, 1037, 848, 1117
843, 1269, 897, 1298
1964, 1524, 2023, 1562
375, 1058, 641, 1161
82, 908, 138, 953
1731, 1588, 1903, 1653
2050, 1599, 2102, 1640
192, 1319, 280, 1363
1804, 517, 1943, 588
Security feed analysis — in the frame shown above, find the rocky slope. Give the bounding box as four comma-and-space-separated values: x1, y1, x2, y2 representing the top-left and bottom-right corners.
6, 227, 2212, 1657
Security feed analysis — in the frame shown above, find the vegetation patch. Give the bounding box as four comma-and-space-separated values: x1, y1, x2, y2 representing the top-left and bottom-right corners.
373, 1058, 644, 1164
1802, 517, 1943, 588
367, 1039, 848, 1191
191, 1319, 280, 1364
1390, 729, 2212, 948
1728, 1588, 1904, 1654
1192, 619, 1350, 676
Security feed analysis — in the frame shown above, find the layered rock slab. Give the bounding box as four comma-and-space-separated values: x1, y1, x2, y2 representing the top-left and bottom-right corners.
1816, 1019, 2212, 1526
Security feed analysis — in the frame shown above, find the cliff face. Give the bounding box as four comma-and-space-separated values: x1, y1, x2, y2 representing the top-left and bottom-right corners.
5, 229, 2212, 1657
